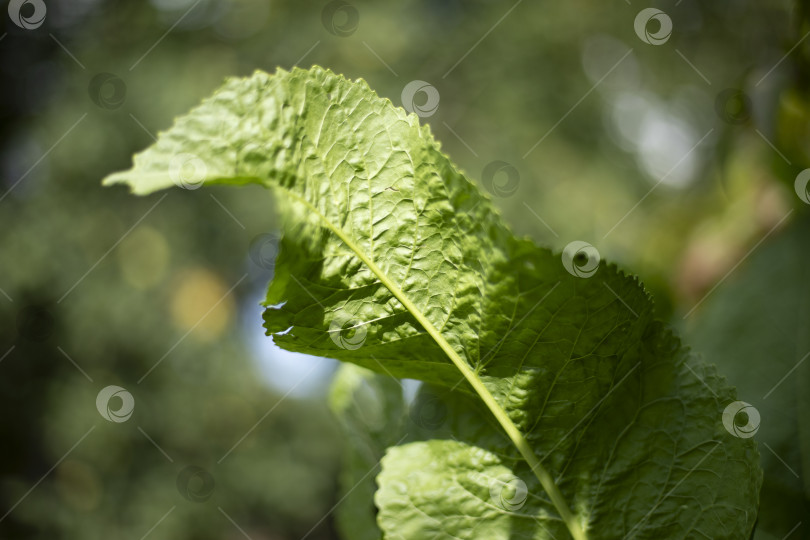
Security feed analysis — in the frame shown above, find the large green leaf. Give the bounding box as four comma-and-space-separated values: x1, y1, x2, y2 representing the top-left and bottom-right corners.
103, 66, 761, 539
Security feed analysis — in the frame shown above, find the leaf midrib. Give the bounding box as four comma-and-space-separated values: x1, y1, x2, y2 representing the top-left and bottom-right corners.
276, 184, 587, 540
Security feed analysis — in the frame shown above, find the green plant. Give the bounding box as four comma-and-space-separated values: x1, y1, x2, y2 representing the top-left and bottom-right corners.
104, 66, 761, 539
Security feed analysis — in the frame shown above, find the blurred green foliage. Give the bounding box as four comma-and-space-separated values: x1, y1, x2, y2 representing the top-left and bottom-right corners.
1, 0, 809, 538
684, 215, 810, 540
